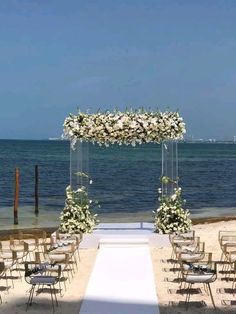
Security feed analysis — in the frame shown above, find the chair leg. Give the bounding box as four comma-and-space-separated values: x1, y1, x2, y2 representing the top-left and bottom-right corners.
67, 266, 73, 282
14, 260, 22, 281
61, 270, 67, 292
53, 284, 58, 306
26, 285, 35, 311
222, 256, 227, 272
3, 272, 8, 291
181, 280, 187, 291
173, 260, 177, 273
10, 268, 15, 289
49, 286, 55, 312
57, 275, 64, 297
49, 285, 58, 312
232, 277, 236, 295
225, 263, 231, 277
29, 285, 35, 306
204, 282, 209, 295
185, 283, 191, 309
220, 251, 224, 262
77, 248, 81, 262
73, 254, 78, 270
4, 271, 11, 293
207, 283, 216, 309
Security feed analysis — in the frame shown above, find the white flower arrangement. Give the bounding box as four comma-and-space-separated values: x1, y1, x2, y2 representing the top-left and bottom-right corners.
63, 109, 186, 147
153, 186, 192, 234
59, 177, 99, 234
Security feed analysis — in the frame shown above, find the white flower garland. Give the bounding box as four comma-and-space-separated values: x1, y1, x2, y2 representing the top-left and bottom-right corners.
63, 109, 186, 147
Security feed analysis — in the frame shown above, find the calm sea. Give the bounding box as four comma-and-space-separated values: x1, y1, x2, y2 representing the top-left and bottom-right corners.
0, 139, 236, 228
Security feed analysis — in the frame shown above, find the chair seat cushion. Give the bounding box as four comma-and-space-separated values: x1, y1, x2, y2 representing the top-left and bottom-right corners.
180, 253, 204, 261
48, 254, 66, 262
186, 273, 216, 283
30, 276, 57, 284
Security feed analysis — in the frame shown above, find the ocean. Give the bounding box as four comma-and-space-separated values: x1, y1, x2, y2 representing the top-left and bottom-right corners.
0, 139, 236, 229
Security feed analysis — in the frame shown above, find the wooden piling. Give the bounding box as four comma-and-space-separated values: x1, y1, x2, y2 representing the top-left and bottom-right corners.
13, 167, 20, 225
35, 165, 39, 215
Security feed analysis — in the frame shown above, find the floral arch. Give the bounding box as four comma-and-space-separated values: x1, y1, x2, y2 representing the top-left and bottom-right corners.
59, 109, 191, 234
63, 109, 186, 147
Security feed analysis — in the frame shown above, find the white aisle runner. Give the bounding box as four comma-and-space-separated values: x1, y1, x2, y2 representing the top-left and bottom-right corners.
79, 240, 159, 314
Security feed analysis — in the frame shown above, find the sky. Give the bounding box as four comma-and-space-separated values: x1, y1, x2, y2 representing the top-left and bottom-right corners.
0, 0, 236, 140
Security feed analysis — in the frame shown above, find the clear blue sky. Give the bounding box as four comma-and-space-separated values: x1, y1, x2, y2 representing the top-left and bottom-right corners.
0, 0, 235, 140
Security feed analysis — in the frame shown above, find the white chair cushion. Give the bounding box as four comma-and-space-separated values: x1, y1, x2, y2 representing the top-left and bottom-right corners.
186, 273, 215, 283
48, 254, 66, 262
180, 253, 203, 261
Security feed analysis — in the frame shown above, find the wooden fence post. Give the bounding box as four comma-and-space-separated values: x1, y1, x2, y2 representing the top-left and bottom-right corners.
14, 167, 20, 225
35, 165, 39, 215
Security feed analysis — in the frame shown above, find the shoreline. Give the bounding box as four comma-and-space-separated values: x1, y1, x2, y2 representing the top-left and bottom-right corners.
192, 214, 236, 225
1, 215, 236, 241
1, 205, 236, 231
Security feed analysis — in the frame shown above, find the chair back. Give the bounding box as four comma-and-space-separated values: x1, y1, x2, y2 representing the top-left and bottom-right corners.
0, 261, 5, 273
25, 262, 61, 282
24, 242, 29, 253
10, 234, 20, 246
218, 231, 236, 244
34, 251, 41, 264
172, 236, 201, 256
12, 250, 17, 261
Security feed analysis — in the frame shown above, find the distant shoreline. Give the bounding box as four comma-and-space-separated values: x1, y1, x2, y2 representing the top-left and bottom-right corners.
0, 138, 235, 144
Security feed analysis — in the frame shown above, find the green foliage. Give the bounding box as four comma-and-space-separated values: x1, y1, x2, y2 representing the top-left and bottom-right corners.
153, 187, 192, 234
59, 184, 99, 234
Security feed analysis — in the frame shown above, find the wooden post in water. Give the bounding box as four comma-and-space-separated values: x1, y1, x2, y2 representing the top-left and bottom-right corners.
35, 165, 39, 215
14, 167, 20, 225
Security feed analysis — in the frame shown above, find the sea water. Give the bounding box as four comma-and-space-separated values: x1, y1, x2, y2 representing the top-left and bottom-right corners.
0, 139, 236, 229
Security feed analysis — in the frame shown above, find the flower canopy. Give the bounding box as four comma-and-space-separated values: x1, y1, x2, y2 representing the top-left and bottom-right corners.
63, 109, 186, 147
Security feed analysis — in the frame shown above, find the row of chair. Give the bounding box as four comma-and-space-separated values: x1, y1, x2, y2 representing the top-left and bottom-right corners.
219, 230, 236, 270
167, 229, 236, 309
0, 229, 83, 311
169, 230, 217, 309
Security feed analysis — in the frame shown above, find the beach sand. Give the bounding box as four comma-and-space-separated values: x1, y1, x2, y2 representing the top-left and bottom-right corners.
1, 220, 236, 313
152, 219, 236, 313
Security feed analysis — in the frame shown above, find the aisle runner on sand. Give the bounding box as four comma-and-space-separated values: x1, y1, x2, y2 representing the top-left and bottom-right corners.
79, 239, 159, 314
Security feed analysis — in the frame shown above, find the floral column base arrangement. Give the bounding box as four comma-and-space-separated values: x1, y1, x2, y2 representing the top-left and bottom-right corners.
59, 181, 99, 234
153, 186, 192, 234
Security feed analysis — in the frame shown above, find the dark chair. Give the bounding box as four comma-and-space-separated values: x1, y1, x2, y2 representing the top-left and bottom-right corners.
25, 262, 61, 312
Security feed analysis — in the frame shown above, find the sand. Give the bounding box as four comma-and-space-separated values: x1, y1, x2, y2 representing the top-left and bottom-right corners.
1, 220, 236, 313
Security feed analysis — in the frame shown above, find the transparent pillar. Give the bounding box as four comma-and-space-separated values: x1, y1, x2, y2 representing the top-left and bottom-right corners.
70, 140, 89, 190
161, 140, 178, 195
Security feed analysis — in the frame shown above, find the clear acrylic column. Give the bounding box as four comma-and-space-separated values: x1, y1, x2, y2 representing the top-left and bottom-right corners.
161, 140, 178, 195
70, 140, 89, 190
